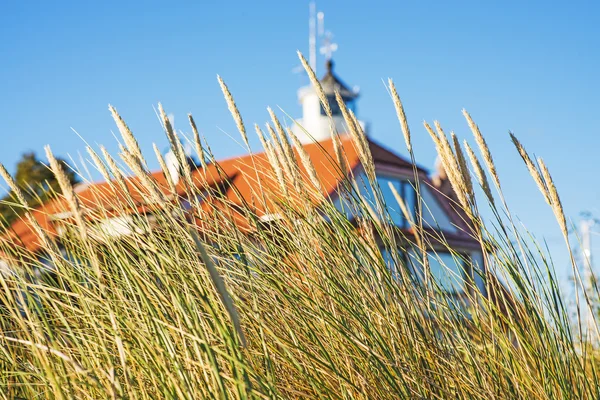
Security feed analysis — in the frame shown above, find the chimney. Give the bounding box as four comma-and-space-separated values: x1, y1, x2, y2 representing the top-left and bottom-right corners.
164, 150, 181, 185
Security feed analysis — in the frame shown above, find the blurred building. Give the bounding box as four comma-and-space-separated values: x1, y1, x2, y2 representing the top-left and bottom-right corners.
2, 59, 487, 299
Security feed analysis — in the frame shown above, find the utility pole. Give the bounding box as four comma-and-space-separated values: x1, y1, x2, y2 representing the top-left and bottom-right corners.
580, 216, 597, 342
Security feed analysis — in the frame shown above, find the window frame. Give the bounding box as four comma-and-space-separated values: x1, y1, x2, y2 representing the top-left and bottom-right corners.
371, 173, 417, 229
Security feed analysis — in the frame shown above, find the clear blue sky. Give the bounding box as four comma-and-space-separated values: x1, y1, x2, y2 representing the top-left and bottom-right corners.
1, 0, 599, 286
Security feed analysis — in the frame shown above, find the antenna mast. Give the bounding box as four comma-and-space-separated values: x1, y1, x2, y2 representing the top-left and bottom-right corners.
580, 216, 598, 341
309, 2, 317, 74
582, 219, 594, 286
317, 10, 337, 62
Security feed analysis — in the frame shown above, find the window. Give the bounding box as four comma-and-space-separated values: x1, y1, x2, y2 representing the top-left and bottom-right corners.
408, 250, 471, 293
403, 182, 417, 225
336, 172, 457, 234
320, 95, 356, 116
321, 95, 341, 116
355, 174, 417, 228
376, 176, 405, 226
381, 246, 422, 283
420, 186, 457, 233
346, 99, 356, 114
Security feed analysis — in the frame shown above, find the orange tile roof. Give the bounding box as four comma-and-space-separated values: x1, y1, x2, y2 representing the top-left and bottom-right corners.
2, 135, 472, 254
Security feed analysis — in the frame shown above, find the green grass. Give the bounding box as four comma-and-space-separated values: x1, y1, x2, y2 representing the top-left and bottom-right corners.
0, 61, 597, 399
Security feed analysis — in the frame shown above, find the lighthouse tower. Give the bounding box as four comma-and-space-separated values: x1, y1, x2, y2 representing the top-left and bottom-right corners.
292, 59, 366, 144
292, 3, 366, 144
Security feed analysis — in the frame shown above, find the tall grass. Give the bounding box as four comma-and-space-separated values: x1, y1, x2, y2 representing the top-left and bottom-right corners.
0, 57, 597, 399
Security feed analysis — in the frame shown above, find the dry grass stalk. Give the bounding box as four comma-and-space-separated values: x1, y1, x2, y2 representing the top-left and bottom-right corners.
298, 51, 331, 118
349, 109, 376, 178
451, 132, 474, 200
464, 141, 495, 206
189, 231, 247, 348
388, 182, 413, 228
188, 114, 207, 170
425, 121, 470, 211
262, 138, 288, 197
510, 133, 550, 205
119, 150, 165, 206
100, 146, 128, 196
86, 147, 112, 187
201, 136, 218, 166
331, 128, 347, 176
153, 143, 177, 196
388, 181, 428, 272
248, 125, 281, 201
0, 164, 32, 216
297, 51, 347, 174
349, 109, 369, 152
252, 123, 279, 195
334, 91, 374, 180
433, 121, 456, 167
254, 123, 269, 152
265, 123, 295, 184
176, 148, 195, 191
1, 335, 87, 375
537, 158, 568, 239
3, 81, 595, 399
157, 104, 193, 188
388, 79, 412, 154
0, 163, 53, 249
158, 103, 183, 163
462, 109, 501, 191
217, 75, 249, 149
267, 108, 298, 176
288, 129, 323, 193
45, 145, 87, 241
424, 120, 441, 146
335, 90, 359, 138
109, 105, 144, 165
359, 192, 381, 228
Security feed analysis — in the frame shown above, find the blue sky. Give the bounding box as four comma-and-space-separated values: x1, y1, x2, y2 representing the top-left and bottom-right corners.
1, 0, 599, 285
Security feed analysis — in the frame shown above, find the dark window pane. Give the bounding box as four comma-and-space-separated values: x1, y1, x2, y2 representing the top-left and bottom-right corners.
402, 181, 417, 225
320, 95, 342, 116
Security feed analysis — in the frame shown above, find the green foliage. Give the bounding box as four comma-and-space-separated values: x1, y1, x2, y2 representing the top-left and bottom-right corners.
0, 152, 78, 227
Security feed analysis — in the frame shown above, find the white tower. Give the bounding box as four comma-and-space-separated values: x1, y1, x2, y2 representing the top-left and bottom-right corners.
292, 60, 364, 144
293, 5, 366, 144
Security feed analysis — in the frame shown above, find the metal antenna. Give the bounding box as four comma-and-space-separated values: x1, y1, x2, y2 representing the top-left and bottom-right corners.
580, 213, 599, 341
309, 2, 317, 74
317, 11, 324, 36
582, 219, 594, 286
318, 12, 338, 62
320, 31, 338, 61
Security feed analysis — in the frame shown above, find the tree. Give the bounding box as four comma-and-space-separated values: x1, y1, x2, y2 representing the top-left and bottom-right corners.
0, 152, 79, 228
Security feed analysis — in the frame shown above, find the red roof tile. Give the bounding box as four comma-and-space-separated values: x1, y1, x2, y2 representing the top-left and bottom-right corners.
2, 135, 476, 253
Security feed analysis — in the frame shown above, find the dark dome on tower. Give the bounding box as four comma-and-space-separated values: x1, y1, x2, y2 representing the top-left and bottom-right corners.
319, 60, 359, 100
